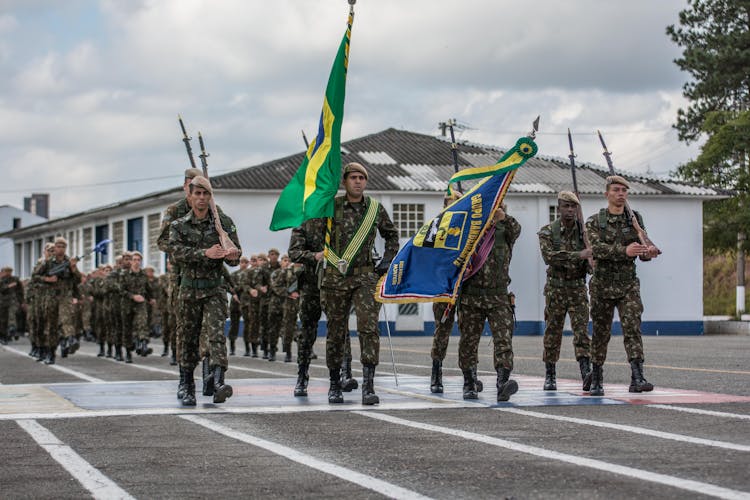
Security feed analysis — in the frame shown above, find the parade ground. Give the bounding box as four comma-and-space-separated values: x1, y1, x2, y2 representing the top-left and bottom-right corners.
1, 334, 749, 499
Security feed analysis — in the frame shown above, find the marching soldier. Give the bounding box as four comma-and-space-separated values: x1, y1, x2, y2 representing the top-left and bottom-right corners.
113, 252, 134, 362
157, 262, 177, 363
227, 256, 249, 355
124, 251, 155, 358
320, 162, 399, 405
585, 175, 659, 396
458, 203, 520, 402
537, 191, 593, 391
90, 266, 110, 357
0, 267, 23, 344
27, 243, 54, 359
168, 176, 241, 406
239, 253, 269, 358
280, 259, 302, 363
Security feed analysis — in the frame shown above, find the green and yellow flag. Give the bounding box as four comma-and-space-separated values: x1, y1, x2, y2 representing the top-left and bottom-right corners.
269, 9, 353, 231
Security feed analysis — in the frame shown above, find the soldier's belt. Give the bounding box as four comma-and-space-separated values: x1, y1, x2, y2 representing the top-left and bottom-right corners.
324, 265, 374, 276
180, 277, 223, 289
547, 277, 586, 288
593, 270, 636, 282
461, 286, 508, 296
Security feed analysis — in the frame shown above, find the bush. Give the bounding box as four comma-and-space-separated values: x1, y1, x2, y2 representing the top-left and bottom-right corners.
704, 253, 750, 316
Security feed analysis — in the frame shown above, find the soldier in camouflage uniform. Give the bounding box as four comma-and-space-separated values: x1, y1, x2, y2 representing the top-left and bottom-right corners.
585, 175, 659, 396
239, 253, 269, 358
538, 191, 593, 391
123, 251, 155, 359
227, 256, 249, 355
267, 254, 288, 361
31, 237, 82, 364
0, 267, 23, 344
237, 255, 256, 356
281, 260, 302, 363
27, 244, 53, 359
259, 250, 279, 358
288, 219, 326, 396
145, 266, 160, 338
110, 252, 133, 361
157, 263, 176, 363
90, 266, 109, 356
168, 176, 241, 406
320, 163, 399, 405
458, 204, 520, 402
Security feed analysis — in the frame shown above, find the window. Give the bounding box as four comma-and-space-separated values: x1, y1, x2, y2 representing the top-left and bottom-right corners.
95, 224, 109, 265
392, 203, 425, 238
127, 217, 143, 252
549, 205, 558, 223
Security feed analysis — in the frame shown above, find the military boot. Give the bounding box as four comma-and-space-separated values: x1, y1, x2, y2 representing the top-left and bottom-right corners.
114, 345, 123, 362
161, 342, 169, 357
268, 347, 276, 362
243, 340, 251, 357
212, 366, 233, 403
68, 337, 80, 355
430, 359, 443, 394
543, 362, 557, 391
59, 337, 68, 358
125, 348, 133, 364
29, 344, 38, 357
294, 362, 310, 397
341, 358, 358, 392
97, 342, 105, 357
44, 349, 56, 365
361, 364, 379, 405
473, 366, 483, 392
177, 367, 187, 400
579, 357, 592, 392
182, 367, 196, 406
106, 343, 113, 358
141, 339, 152, 356
170, 348, 177, 366
251, 343, 259, 358
590, 363, 604, 396
629, 359, 654, 393
229, 339, 236, 356
202, 358, 214, 396
462, 369, 478, 400
36, 346, 46, 362
496, 367, 518, 402
283, 344, 292, 362
262, 342, 268, 360
135, 340, 142, 356
328, 368, 344, 404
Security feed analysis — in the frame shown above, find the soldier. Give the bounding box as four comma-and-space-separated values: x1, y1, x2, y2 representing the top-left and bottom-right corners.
145, 266, 161, 338
458, 203, 520, 402
585, 175, 659, 396
168, 176, 241, 406
31, 237, 82, 364
110, 252, 134, 362
27, 243, 55, 359
241, 252, 269, 358
280, 259, 302, 363
320, 162, 399, 405
90, 266, 109, 356
158, 261, 177, 363
259, 250, 279, 358
268, 254, 294, 361
0, 267, 23, 344
288, 219, 326, 396
538, 191, 593, 391
238, 255, 257, 356
227, 256, 249, 355
124, 251, 155, 358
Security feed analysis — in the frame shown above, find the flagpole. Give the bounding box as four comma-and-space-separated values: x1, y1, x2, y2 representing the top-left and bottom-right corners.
381, 304, 399, 387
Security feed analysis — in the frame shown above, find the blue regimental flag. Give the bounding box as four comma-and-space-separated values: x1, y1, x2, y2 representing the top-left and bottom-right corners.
375, 137, 538, 304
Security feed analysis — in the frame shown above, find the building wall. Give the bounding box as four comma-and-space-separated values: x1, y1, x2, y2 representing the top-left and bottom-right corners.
0, 206, 47, 270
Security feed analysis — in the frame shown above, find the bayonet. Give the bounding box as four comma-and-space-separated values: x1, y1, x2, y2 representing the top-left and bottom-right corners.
178, 114, 198, 169
528, 115, 540, 139
567, 129, 594, 270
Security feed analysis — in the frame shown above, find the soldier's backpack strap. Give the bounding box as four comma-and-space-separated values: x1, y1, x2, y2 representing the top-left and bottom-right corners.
550, 219, 562, 251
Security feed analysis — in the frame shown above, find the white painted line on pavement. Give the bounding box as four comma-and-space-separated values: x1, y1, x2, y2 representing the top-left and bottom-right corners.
16, 419, 135, 500
496, 407, 750, 452
180, 414, 433, 500
77, 351, 177, 375
2, 345, 103, 383
648, 404, 750, 420
356, 411, 750, 500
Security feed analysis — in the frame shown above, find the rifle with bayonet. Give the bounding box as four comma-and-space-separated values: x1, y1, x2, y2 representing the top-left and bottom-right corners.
197, 132, 239, 252
567, 129, 595, 270
47, 239, 111, 277
596, 130, 661, 255
178, 115, 198, 170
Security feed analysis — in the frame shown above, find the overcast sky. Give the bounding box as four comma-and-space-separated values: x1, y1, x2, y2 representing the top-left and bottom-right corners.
1, 0, 701, 217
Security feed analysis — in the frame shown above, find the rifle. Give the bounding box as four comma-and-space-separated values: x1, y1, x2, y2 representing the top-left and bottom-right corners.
596, 130, 661, 255
178, 115, 198, 169
567, 129, 595, 270
445, 119, 463, 193
47, 239, 111, 276
197, 132, 238, 252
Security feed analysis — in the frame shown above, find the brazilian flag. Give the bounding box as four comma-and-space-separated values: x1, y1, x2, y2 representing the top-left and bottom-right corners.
269, 10, 353, 231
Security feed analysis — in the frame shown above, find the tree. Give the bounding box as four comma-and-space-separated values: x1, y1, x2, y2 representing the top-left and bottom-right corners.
667, 0, 750, 315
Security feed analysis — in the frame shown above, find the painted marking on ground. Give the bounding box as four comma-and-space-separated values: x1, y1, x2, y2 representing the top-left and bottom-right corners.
16, 419, 135, 500
497, 407, 750, 452
0, 385, 79, 415
2, 345, 104, 383
648, 404, 750, 420
181, 414, 433, 500
355, 411, 750, 500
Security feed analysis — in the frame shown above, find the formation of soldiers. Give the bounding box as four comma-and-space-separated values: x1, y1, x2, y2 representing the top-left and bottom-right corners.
1, 165, 659, 406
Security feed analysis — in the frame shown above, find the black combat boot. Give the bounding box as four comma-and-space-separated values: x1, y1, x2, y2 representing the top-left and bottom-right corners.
430, 359, 443, 394
114, 345, 123, 362
170, 348, 177, 366
59, 337, 68, 358
97, 342, 105, 357
268, 347, 276, 362
294, 362, 309, 397
135, 340, 142, 356
589, 363, 604, 396
251, 343, 259, 358
106, 343, 113, 358
141, 339, 152, 356
362, 364, 379, 405
283, 344, 292, 363
243, 341, 251, 357
629, 359, 654, 393
125, 348, 133, 364
36, 346, 46, 362
44, 349, 56, 365
68, 337, 80, 355
579, 357, 592, 392
29, 344, 38, 357
543, 362, 557, 391
341, 358, 358, 392
496, 367, 518, 402
212, 366, 233, 403
328, 368, 344, 404
202, 358, 214, 396
181, 367, 196, 406
473, 366, 483, 392
161, 342, 169, 357
177, 367, 187, 400
462, 369, 478, 400
229, 339, 235, 356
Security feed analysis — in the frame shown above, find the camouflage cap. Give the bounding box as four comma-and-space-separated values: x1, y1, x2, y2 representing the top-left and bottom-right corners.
267, 248, 280, 256
54, 236, 67, 246
606, 175, 630, 189
184, 168, 203, 180
256, 252, 268, 261
557, 191, 580, 204
343, 162, 368, 179
131, 250, 143, 259
190, 175, 213, 194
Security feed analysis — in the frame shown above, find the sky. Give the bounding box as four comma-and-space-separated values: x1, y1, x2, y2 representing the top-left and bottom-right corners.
0, 0, 702, 218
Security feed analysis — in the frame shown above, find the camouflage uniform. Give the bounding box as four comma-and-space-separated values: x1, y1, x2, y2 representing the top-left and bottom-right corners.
321, 195, 399, 402
121, 268, 153, 355
431, 302, 456, 362
238, 264, 268, 353
260, 260, 279, 356
268, 266, 287, 359
458, 214, 521, 401
26, 264, 45, 355
227, 267, 244, 352
538, 219, 591, 362
90, 273, 109, 353
157, 272, 175, 358
0, 274, 23, 343
281, 266, 302, 359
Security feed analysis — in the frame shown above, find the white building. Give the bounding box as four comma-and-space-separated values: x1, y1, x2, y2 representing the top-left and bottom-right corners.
2, 128, 724, 335
0, 205, 47, 271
